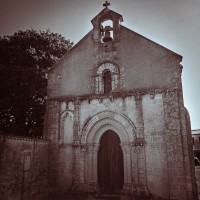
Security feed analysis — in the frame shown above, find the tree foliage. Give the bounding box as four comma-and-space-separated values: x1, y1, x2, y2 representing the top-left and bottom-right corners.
0, 29, 73, 137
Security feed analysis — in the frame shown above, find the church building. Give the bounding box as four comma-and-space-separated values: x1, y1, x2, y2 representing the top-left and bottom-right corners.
44, 2, 197, 200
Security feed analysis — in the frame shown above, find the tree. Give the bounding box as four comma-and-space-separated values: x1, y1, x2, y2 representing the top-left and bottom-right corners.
0, 29, 73, 137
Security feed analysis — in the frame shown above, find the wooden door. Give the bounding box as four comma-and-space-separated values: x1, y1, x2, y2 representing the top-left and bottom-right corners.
98, 130, 124, 195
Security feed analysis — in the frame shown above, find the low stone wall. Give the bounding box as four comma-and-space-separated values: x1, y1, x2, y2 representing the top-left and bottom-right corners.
0, 135, 49, 200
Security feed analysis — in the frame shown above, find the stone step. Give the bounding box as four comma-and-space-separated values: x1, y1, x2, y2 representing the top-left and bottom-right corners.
48, 194, 122, 200
100, 194, 121, 199
48, 193, 153, 200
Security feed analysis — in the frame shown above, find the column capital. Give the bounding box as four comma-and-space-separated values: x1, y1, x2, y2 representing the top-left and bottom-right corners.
93, 143, 100, 151
121, 142, 132, 153
133, 90, 143, 101
132, 138, 146, 147
80, 144, 87, 152
72, 140, 80, 147
86, 143, 100, 153
74, 97, 81, 105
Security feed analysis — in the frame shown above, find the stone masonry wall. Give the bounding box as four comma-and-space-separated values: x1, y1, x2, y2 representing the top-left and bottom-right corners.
185, 108, 198, 199
44, 100, 60, 195
162, 90, 197, 200
0, 135, 49, 200
143, 93, 169, 198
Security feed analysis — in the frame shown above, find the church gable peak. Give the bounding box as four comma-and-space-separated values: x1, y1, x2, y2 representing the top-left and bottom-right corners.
91, 3, 123, 43
91, 8, 123, 25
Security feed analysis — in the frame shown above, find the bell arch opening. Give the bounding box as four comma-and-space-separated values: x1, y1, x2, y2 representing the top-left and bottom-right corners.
98, 130, 124, 195
100, 19, 113, 43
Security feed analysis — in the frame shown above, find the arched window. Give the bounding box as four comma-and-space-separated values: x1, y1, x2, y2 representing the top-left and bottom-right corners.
59, 111, 74, 145
95, 62, 120, 94
103, 70, 112, 94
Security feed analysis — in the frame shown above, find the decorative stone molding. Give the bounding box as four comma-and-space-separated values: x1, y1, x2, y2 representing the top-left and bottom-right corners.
48, 87, 180, 103
0, 134, 49, 143
96, 62, 119, 75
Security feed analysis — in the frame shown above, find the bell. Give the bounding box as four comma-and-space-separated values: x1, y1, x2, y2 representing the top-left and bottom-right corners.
102, 30, 113, 43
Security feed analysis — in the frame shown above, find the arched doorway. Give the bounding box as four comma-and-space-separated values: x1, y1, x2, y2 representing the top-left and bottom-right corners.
98, 130, 124, 195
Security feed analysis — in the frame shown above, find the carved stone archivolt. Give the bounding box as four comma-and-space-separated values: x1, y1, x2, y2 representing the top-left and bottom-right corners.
94, 62, 120, 94
81, 110, 136, 144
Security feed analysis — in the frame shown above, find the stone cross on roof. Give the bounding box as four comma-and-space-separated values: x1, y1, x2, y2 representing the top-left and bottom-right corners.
103, 1, 110, 8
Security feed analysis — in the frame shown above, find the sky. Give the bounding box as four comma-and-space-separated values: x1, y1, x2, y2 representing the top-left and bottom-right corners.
0, 0, 199, 130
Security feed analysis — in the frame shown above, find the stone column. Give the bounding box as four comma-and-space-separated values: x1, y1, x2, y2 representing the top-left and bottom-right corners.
111, 72, 119, 90
136, 146, 146, 191
111, 73, 115, 90
131, 146, 138, 190
79, 145, 87, 185
73, 98, 80, 142
121, 143, 132, 193
134, 91, 144, 138
85, 144, 99, 193
71, 144, 85, 192
99, 77, 103, 93
71, 98, 84, 192
92, 144, 99, 183
86, 144, 94, 193
134, 91, 148, 195
87, 144, 93, 183
95, 76, 100, 94
92, 144, 100, 193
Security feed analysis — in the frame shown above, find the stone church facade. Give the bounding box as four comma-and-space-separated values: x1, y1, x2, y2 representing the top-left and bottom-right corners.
0, 4, 198, 200
45, 5, 198, 200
